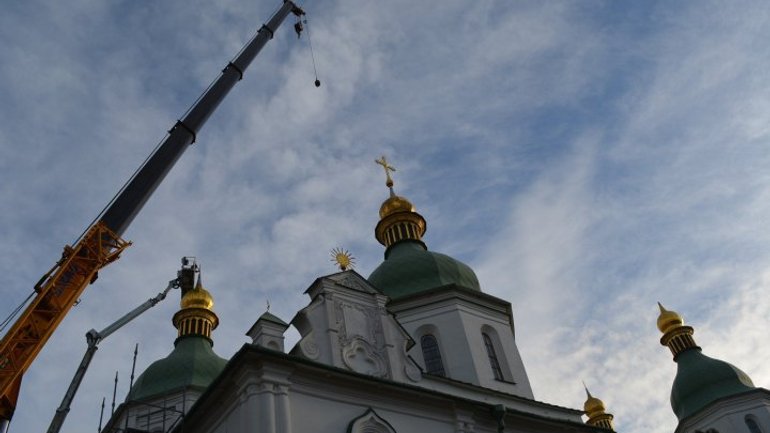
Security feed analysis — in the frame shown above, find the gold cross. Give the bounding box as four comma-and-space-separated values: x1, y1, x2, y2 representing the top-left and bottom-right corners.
375, 155, 396, 188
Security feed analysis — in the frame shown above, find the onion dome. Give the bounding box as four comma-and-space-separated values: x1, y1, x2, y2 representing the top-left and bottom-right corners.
174, 277, 219, 341
368, 156, 480, 299
379, 194, 415, 219
583, 385, 614, 430
657, 303, 755, 421
180, 279, 214, 310
657, 303, 684, 334
128, 274, 226, 402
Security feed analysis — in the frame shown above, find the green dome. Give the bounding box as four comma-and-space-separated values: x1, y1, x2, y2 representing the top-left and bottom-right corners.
128, 337, 227, 401
368, 241, 481, 299
671, 348, 754, 421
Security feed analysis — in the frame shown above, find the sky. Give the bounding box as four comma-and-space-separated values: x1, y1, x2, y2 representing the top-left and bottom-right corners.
1, 1, 769, 432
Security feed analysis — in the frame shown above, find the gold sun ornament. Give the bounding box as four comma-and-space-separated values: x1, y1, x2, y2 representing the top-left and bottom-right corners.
331, 247, 356, 271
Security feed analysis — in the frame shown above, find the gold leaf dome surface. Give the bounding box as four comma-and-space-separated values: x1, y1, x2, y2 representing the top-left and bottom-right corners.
657, 303, 683, 333
181, 282, 214, 310
379, 195, 415, 218
584, 395, 605, 414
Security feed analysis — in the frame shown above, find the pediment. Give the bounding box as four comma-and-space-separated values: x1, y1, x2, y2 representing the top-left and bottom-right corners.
325, 270, 381, 295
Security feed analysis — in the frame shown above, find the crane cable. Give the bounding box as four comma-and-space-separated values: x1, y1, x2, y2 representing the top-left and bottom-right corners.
305, 19, 321, 87
306, 18, 321, 87
296, 12, 321, 88
0, 291, 35, 334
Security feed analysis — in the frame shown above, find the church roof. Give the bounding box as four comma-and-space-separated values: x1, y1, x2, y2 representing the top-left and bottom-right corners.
258, 311, 289, 326
368, 240, 481, 299
127, 337, 228, 401
670, 348, 754, 421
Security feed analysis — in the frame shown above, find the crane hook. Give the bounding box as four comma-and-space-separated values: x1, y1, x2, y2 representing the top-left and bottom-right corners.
294, 20, 303, 38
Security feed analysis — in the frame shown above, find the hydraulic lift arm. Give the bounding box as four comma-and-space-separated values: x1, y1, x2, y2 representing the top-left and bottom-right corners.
46, 276, 180, 433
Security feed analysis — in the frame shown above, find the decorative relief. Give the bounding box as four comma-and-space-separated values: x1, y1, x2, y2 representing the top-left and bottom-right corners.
342, 337, 387, 377
335, 300, 392, 377
404, 361, 421, 382
335, 274, 376, 294
348, 408, 398, 433
299, 331, 320, 360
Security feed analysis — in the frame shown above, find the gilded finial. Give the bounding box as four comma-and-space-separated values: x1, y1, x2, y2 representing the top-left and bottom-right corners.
582, 382, 614, 430
656, 303, 698, 359
373, 155, 427, 248
583, 381, 592, 398
375, 155, 396, 193
656, 302, 684, 334
331, 247, 356, 271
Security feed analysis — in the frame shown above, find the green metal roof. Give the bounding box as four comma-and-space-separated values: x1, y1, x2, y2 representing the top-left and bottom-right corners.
258, 311, 289, 326
128, 336, 227, 401
671, 348, 754, 421
368, 241, 481, 299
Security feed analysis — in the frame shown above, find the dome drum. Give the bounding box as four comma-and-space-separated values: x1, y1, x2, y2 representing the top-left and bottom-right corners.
375, 211, 426, 248
660, 325, 698, 359
173, 307, 219, 341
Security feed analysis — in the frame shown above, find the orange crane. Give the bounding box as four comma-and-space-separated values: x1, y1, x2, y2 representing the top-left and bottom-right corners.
0, 2, 305, 431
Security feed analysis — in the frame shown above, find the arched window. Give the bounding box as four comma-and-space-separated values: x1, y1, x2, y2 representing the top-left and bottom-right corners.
747, 416, 763, 433
420, 334, 445, 376
483, 332, 504, 380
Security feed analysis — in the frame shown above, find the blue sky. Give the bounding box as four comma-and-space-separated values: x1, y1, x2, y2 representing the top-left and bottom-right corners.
1, 1, 769, 432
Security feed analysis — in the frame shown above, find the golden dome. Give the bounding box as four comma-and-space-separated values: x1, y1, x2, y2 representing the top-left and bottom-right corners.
657, 302, 683, 334
181, 280, 214, 310
379, 194, 415, 218
582, 386, 615, 430
584, 395, 606, 414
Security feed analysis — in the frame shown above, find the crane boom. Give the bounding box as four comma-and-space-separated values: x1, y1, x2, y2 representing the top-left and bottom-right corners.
0, 1, 304, 428
47, 275, 180, 433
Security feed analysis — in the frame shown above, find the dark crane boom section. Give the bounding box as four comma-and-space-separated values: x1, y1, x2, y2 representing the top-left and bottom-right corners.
103, 1, 303, 236
0, 2, 304, 430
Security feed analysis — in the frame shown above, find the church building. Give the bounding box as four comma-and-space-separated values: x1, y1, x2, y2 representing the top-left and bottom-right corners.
101, 158, 613, 433
98, 158, 770, 433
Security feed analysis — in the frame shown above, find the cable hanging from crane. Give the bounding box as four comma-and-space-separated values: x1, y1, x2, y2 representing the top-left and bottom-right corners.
307, 18, 321, 88
294, 11, 321, 88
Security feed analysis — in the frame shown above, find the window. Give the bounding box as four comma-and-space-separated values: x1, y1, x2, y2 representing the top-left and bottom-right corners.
420, 334, 445, 376
483, 332, 504, 381
747, 416, 763, 433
